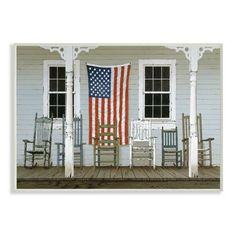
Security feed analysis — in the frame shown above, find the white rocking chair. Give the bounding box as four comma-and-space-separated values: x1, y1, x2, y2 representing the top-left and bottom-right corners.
129, 120, 156, 169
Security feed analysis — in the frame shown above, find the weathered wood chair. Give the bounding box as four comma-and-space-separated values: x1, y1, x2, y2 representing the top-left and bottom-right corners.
182, 113, 214, 167
161, 127, 182, 167
129, 120, 156, 169
23, 113, 53, 168
93, 121, 119, 167
55, 114, 84, 166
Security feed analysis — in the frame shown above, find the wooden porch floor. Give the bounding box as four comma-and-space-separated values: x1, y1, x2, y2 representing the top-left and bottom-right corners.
17, 166, 220, 189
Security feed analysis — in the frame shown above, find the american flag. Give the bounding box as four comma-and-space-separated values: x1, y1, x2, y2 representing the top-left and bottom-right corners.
87, 63, 131, 145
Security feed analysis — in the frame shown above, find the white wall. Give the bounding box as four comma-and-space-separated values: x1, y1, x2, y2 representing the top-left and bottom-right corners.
17, 46, 221, 166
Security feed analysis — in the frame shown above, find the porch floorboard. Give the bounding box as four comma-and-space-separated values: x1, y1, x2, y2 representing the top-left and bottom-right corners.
17, 166, 220, 189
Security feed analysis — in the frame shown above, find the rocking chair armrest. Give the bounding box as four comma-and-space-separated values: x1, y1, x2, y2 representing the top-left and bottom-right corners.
114, 137, 120, 145
115, 137, 120, 142
23, 139, 33, 143
42, 140, 51, 143
55, 142, 64, 146
92, 137, 98, 145
42, 140, 51, 148
129, 137, 133, 145
182, 138, 189, 142
202, 138, 214, 142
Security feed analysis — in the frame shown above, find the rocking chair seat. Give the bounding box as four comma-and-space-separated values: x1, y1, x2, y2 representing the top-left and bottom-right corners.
97, 146, 117, 150
132, 146, 153, 151
27, 151, 44, 154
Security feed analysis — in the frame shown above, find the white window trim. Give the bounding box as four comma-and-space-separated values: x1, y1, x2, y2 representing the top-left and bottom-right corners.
139, 59, 176, 128
43, 60, 81, 128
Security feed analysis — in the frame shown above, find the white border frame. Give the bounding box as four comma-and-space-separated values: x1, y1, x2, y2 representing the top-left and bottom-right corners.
139, 59, 176, 128
43, 60, 80, 128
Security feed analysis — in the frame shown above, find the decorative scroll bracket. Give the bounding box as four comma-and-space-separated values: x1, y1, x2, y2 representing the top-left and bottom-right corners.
73, 46, 98, 59
40, 45, 98, 60
166, 45, 219, 71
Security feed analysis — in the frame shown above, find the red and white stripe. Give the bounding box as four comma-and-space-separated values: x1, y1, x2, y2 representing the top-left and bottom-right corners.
88, 63, 131, 145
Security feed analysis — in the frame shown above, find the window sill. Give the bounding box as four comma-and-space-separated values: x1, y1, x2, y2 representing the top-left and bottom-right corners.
143, 119, 176, 129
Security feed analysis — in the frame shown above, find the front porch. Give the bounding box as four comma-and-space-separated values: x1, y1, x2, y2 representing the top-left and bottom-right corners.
17, 166, 220, 189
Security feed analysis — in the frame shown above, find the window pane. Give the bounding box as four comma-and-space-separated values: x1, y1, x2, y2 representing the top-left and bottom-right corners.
145, 67, 153, 78
145, 106, 152, 118
58, 67, 65, 79
58, 79, 66, 91
162, 67, 170, 79
162, 94, 170, 105
50, 80, 57, 91
162, 106, 169, 118
50, 67, 57, 78
154, 94, 161, 105
49, 106, 57, 118
154, 106, 161, 118
154, 67, 161, 79
145, 94, 152, 105
145, 80, 153, 91
154, 80, 161, 91
162, 80, 169, 91
58, 106, 65, 118
58, 94, 65, 106
49, 94, 57, 105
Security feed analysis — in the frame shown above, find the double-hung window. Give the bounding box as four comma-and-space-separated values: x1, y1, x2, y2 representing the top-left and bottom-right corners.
139, 60, 176, 126
43, 60, 80, 122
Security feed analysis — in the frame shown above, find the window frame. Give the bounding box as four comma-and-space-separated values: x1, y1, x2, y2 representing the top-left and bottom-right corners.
139, 59, 176, 128
43, 60, 80, 128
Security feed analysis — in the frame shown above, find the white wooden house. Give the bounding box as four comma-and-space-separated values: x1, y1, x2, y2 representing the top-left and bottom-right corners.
16, 44, 222, 178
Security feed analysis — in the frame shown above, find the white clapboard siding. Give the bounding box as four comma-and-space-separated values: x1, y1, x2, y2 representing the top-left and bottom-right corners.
17, 46, 62, 165
17, 46, 221, 166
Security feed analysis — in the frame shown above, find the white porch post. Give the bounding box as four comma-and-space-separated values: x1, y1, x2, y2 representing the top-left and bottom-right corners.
189, 70, 198, 177
64, 46, 74, 177
188, 51, 199, 177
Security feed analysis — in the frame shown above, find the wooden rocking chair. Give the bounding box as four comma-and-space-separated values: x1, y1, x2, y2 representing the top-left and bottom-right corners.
182, 113, 214, 167
129, 120, 156, 169
93, 121, 119, 167
161, 127, 182, 167
23, 113, 53, 168
55, 114, 85, 167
